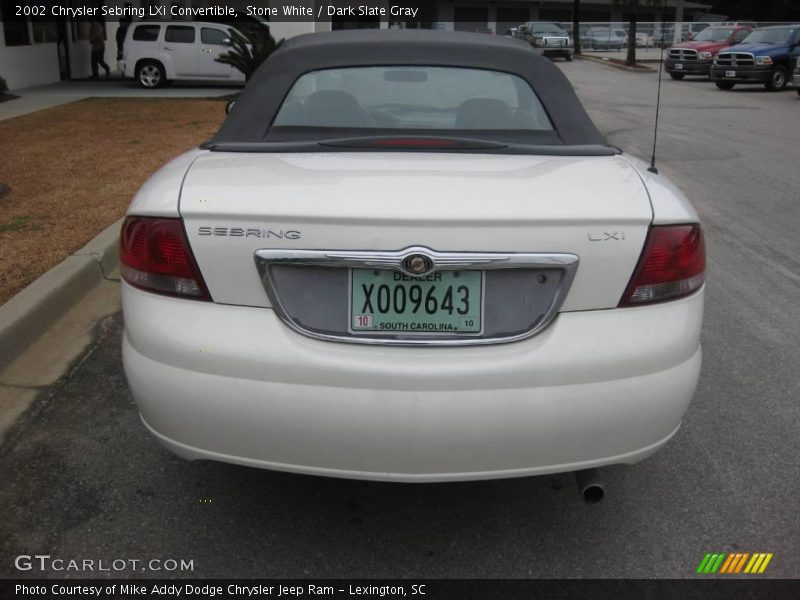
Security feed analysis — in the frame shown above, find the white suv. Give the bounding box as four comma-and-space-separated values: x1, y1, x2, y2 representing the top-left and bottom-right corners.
120, 21, 246, 88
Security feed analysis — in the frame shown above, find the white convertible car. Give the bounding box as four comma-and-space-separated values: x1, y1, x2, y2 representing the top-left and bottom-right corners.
121, 30, 704, 500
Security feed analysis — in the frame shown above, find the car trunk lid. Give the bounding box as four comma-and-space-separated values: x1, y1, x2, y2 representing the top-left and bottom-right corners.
179, 151, 652, 314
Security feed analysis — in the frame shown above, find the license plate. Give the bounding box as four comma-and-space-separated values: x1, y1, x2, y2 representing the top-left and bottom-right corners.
350, 269, 483, 334
675, 63, 683, 70
726, 70, 736, 78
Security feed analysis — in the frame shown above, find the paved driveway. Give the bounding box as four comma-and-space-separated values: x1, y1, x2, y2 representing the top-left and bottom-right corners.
0, 61, 798, 579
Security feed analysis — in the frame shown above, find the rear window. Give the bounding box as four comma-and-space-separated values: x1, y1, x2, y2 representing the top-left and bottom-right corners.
132, 25, 160, 42
272, 66, 553, 133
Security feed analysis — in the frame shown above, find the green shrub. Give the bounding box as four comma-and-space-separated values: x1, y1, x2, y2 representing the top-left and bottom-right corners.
215, 27, 283, 81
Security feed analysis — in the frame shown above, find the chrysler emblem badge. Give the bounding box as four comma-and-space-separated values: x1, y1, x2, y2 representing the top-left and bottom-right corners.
403, 254, 433, 275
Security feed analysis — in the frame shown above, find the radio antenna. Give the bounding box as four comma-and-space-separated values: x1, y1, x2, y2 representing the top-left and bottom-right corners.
648, 0, 669, 174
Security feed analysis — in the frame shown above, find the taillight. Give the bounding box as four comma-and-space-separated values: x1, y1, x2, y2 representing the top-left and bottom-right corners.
120, 216, 210, 300
619, 224, 705, 307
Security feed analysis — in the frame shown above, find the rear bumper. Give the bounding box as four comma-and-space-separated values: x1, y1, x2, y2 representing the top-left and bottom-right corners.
710, 65, 771, 83
122, 283, 703, 482
542, 48, 572, 57
665, 59, 712, 75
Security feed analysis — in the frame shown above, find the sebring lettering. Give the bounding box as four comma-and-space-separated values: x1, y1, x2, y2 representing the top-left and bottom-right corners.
198, 227, 301, 240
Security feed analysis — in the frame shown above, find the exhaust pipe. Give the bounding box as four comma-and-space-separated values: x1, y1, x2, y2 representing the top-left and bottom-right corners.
575, 468, 605, 504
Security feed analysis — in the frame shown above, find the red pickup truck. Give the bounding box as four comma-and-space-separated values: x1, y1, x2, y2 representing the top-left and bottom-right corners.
666, 26, 753, 80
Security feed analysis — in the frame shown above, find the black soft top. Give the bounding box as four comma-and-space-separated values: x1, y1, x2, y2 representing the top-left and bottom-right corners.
209, 29, 609, 151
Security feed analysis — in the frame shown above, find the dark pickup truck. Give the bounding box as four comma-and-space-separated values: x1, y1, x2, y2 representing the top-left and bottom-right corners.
710, 24, 800, 91
666, 26, 752, 79
515, 22, 573, 61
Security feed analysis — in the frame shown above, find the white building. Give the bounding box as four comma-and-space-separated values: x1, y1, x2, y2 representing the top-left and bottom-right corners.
0, 0, 712, 91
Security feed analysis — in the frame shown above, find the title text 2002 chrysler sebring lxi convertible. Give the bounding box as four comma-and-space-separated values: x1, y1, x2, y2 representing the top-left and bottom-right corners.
120, 31, 704, 499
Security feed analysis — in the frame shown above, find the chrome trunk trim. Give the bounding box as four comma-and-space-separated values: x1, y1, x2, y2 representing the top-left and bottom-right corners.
254, 246, 579, 346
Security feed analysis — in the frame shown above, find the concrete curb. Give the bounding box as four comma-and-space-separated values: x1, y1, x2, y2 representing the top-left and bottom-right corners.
575, 54, 657, 72
0, 218, 122, 372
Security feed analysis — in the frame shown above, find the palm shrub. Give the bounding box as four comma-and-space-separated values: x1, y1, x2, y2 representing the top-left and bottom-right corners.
215, 27, 284, 81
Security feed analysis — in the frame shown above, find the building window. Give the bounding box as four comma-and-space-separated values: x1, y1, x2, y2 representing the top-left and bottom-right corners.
33, 22, 59, 44
1, 0, 32, 46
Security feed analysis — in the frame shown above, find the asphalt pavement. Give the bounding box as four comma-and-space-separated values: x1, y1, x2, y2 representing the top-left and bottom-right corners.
1, 64, 798, 579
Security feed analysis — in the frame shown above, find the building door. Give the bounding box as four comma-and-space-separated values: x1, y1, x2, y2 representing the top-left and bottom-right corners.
496, 7, 529, 35
331, 15, 380, 30
581, 10, 612, 26
539, 9, 572, 23
453, 7, 488, 32
57, 18, 71, 80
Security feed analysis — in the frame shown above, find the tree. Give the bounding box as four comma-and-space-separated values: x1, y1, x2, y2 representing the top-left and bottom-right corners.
215, 27, 284, 81
613, 0, 661, 66
573, 0, 582, 55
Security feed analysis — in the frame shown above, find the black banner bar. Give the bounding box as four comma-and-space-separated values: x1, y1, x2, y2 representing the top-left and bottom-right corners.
1, 2, 438, 24
3, 579, 800, 600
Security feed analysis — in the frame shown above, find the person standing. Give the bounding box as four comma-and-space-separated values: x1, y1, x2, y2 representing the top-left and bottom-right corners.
89, 18, 111, 79
116, 3, 133, 60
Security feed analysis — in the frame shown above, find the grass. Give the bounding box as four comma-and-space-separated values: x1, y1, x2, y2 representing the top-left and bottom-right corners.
0, 97, 225, 305
0, 216, 40, 233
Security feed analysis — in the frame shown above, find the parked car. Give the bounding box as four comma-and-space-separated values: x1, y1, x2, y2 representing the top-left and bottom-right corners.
192, 10, 271, 42
635, 31, 656, 48
120, 21, 248, 88
794, 57, 800, 95
120, 30, 705, 495
613, 28, 629, 47
711, 21, 758, 29
710, 24, 800, 90
682, 22, 711, 41
666, 26, 753, 80
517, 21, 573, 60
581, 28, 625, 51
656, 22, 709, 45
653, 25, 674, 47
